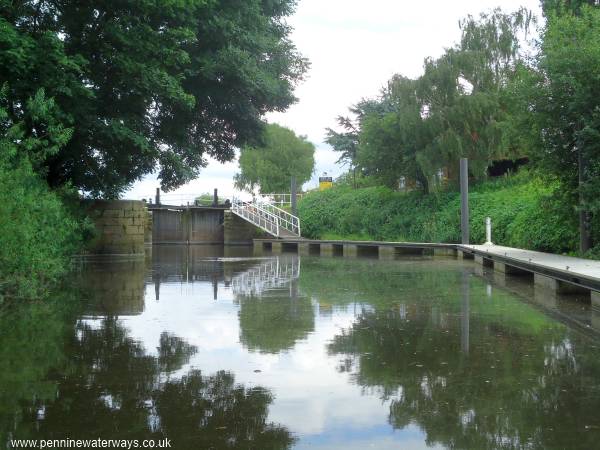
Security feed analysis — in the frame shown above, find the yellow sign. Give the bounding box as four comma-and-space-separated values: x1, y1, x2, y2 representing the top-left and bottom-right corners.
319, 176, 333, 191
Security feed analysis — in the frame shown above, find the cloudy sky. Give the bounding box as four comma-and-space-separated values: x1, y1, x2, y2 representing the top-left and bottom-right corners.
125, 0, 542, 203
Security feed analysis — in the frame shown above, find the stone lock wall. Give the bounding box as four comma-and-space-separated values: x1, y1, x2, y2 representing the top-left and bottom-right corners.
223, 210, 269, 245
85, 200, 147, 255
145, 209, 153, 244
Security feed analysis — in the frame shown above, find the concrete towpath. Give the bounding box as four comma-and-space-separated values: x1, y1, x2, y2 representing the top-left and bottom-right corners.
459, 244, 600, 292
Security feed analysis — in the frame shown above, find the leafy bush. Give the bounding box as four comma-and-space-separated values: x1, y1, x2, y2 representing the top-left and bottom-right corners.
0, 156, 84, 301
298, 172, 580, 255
0, 88, 86, 301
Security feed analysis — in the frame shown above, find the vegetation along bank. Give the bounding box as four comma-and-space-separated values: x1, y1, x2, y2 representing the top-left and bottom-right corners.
297, 172, 600, 258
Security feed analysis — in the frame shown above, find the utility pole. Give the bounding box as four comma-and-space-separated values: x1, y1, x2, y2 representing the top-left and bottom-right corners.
460, 158, 469, 245
291, 175, 298, 216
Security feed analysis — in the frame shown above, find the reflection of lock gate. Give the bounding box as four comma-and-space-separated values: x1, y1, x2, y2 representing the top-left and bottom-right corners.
231, 197, 301, 238
231, 258, 301, 296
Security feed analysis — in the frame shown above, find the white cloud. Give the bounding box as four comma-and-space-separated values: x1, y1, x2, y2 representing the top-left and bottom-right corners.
124, 0, 541, 200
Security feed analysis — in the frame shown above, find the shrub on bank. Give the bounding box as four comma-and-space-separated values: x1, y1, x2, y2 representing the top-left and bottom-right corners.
298, 173, 580, 255
0, 156, 84, 301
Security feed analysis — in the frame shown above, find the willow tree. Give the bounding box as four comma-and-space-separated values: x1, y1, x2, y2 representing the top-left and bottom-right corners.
328, 8, 534, 193
415, 8, 535, 182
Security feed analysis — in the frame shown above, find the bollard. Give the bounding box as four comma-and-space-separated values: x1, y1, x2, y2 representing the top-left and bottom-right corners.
485, 217, 493, 245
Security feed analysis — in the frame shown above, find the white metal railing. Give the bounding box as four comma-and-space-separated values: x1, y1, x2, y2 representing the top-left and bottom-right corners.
255, 199, 301, 236
231, 198, 279, 236
231, 197, 301, 237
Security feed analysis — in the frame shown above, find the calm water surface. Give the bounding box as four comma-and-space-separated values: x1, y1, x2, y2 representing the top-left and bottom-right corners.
3, 245, 600, 449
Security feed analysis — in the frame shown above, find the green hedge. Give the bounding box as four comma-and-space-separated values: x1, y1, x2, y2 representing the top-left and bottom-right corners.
298, 173, 579, 254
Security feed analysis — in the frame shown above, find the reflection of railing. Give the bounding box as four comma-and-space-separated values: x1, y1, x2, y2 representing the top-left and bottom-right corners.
231, 257, 301, 296
231, 197, 301, 237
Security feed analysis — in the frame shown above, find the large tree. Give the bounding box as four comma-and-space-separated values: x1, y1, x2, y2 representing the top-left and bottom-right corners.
358, 76, 428, 189
327, 8, 533, 193
325, 98, 391, 188
234, 123, 315, 194
0, 0, 308, 197
521, 2, 600, 251
415, 8, 534, 184
542, 0, 599, 15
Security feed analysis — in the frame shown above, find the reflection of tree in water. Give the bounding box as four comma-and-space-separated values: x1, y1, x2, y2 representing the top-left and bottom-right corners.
0, 296, 79, 446
299, 258, 468, 310
157, 371, 294, 449
11, 318, 294, 450
232, 257, 313, 354
328, 306, 600, 449
237, 287, 314, 354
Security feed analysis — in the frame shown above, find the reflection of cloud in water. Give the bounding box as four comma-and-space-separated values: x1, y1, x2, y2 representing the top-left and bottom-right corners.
82, 250, 436, 447
117, 257, 410, 440
9, 247, 600, 449
21, 315, 294, 449
294, 426, 444, 450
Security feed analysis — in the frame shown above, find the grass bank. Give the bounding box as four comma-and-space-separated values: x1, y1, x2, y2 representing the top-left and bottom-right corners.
298, 173, 587, 256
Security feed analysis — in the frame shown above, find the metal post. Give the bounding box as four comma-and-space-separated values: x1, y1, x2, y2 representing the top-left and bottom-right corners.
155, 187, 160, 205
291, 176, 297, 217
460, 158, 469, 245
485, 217, 492, 245
213, 188, 218, 207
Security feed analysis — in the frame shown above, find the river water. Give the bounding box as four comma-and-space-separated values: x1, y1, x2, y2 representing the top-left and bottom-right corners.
3, 245, 600, 449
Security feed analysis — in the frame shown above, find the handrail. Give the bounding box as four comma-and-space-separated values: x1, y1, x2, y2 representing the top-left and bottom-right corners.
231, 198, 280, 237
255, 200, 301, 236
231, 197, 301, 237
